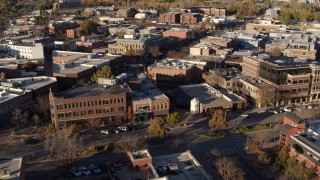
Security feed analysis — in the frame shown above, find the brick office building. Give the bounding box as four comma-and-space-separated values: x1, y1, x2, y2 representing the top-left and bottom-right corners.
49, 82, 131, 127
180, 13, 202, 25
242, 54, 320, 105
159, 12, 181, 24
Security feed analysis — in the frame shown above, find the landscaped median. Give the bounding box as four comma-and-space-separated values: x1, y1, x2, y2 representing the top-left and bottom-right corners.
195, 129, 230, 138
236, 124, 274, 133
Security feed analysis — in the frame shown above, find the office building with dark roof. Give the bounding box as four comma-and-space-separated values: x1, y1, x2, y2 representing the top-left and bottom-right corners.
49, 80, 132, 127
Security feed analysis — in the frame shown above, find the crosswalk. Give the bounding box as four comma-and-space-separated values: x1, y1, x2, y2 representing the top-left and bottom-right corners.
232, 135, 246, 148
217, 147, 239, 155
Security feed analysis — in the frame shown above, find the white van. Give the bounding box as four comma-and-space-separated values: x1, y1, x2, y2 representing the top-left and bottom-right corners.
118, 126, 129, 132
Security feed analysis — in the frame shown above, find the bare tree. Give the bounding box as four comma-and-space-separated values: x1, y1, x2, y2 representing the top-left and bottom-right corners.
85, 118, 101, 133
148, 46, 163, 58
244, 137, 261, 154
215, 156, 245, 180
11, 108, 28, 127
44, 128, 82, 172
116, 135, 148, 152
33, 95, 50, 121
258, 86, 276, 109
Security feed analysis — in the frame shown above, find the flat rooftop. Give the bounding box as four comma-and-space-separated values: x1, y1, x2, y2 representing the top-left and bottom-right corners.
248, 55, 320, 67
55, 83, 131, 99
149, 59, 199, 70
133, 89, 169, 103
53, 57, 113, 74
179, 83, 232, 105
2, 76, 57, 90
0, 87, 30, 104
0, 157, 22, 180
152, 151, 212, 180
164, 28, 194, 32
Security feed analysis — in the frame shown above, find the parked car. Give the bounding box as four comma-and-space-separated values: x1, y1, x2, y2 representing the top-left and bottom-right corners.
71, 167, 82, 177
307, 105, 313, 109
100, 129, 119, 135
89, 164, 102, 174
118, 126, 129, 132
23, 136, 41, 144
283, 107, 293, 112
79, 166, 91, 176
241, 113, 249, 117
272, 110, 279, 114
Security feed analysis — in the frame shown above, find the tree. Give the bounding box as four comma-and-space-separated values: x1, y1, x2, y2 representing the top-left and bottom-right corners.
147, 117, 167, 138
271, 47, 282, 56
115, 135, 147, 152
208, 109, 228, 130
275, 146, 289, 169
259, 87, 276, 109
245, 137, 261, 154
78, 20, 97, 36
44, 128, 82, 172
33, 95, 50, 121
126, 106, 136, 124
70, 124, 79, 134
11, 108, 28, 127
86, 118, 101, 134
215, 156, 245, 180
148, 46, 163, 58
33, 114, 42, 126
125, 46, 135, 56
258, 151, 271, 165
166, 112, 180, 125
279, 10, 292, 25
91, 66, 113, 82
47, 124, 57, 134
285, 157, 305, 180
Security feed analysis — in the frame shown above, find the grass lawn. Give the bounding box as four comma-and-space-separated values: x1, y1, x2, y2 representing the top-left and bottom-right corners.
236, 124, 274, 133
195, 129, 230, 137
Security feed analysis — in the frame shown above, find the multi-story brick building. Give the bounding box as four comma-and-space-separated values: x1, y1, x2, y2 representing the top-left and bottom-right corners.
162, 28, 195, 40
0, 76, 57, 118
48, 20, 79, 36
147, 59, 204, 85
76, 36, 104, 52
245, 23, 286, 32
52, 51, 122, 89
159, 12, 181, 24
287, 120, 320, 176
126, 74, 170, 120
49, 81, 131, 127
279, 113, 305, 147
266, 34, 319, 60
116, 8, 138, 18
180, 13, 202, 25
242, 54, 320, 105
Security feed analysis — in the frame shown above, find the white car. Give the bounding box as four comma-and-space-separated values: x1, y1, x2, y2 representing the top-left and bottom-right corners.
79, 166, 91, 176
272, 110, 279, 114
283, 107, 293, 112
71, 167, 82, 177
118, 126, 129, 132
100, 129, 110, 135
307, 105, 313, 109
89, 164, 102, 174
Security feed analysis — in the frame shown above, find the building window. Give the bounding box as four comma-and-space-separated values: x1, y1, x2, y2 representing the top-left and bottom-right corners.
292, 89, 296, 93
73, 112, 79, 116
88, 110, 94, 114
118, 107, 124, 112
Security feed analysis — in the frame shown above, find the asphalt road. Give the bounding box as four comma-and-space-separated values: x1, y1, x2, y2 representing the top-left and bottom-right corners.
8, 108, 320, 179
